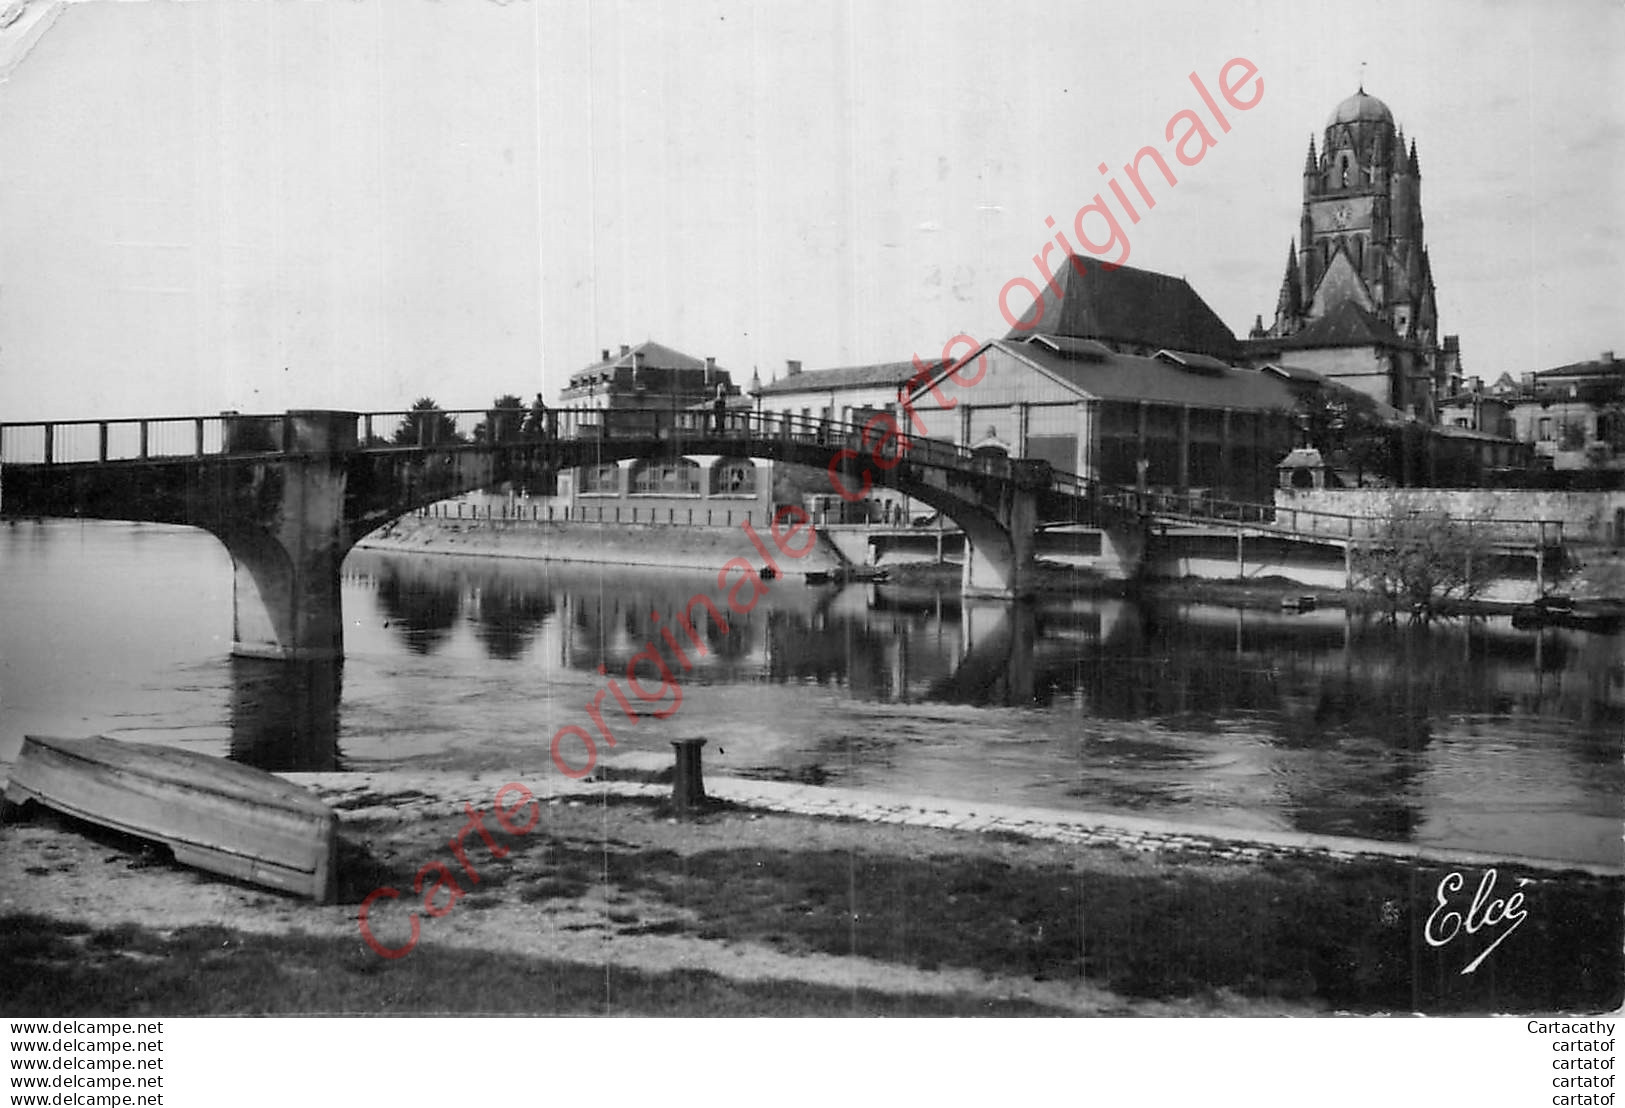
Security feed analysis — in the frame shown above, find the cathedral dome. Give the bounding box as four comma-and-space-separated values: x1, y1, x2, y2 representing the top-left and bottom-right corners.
1326, 89, 1394, 127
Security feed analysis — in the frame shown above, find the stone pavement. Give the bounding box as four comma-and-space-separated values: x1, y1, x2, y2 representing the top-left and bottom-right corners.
284, 768, 1624, 879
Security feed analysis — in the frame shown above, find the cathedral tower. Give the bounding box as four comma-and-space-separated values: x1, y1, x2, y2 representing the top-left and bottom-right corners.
1254, 89, 1460, 417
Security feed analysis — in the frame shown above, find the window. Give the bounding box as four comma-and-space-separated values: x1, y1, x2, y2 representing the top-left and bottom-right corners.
578, 463, 620, 494
1537, 417, 1553, 442
630, 457, 701, 496
710, 458, 757, 496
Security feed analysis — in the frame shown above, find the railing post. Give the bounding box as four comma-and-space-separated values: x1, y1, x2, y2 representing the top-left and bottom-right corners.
194, 417, 205, 457
363, 414, 374, 445
43, 423, 53, 465
98, 422, 108, 462
139, 421, 149, 460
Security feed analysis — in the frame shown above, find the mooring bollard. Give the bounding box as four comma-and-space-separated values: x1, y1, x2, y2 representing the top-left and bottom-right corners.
671, 738, 707, 813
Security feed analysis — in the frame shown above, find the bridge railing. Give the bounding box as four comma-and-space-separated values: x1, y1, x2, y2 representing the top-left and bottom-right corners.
0, 416, 231, 465
1105, 485, 1564, 549
0, 406, 1096, 502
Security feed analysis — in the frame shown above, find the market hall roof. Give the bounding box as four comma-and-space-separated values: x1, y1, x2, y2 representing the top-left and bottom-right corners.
1001, 257, 1241, 362
908, 337, 1299, 412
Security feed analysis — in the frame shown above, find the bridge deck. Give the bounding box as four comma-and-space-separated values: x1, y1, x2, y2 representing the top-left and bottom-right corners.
1, 407, 1565, 558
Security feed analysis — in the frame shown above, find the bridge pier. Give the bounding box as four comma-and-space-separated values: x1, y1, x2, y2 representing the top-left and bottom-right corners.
222, 411, 358, 662
959, 488, 1038, 599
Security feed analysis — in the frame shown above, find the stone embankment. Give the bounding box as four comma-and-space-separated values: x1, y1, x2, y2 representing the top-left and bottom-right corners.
358, 513, 847, 576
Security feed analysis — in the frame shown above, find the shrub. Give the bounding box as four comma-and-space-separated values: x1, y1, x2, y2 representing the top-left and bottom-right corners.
1353, 508, 1496, 620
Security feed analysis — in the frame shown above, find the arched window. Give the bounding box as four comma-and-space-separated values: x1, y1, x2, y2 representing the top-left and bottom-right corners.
630, 457, 701, 496
709, 458, 757, 497
578, 463, 620, 495
1339, 157, 1349, 187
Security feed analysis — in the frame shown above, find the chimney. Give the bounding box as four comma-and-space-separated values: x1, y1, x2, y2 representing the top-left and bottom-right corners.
786, 359, 802, 376
620, 343, 631, 357
705, 356, 715, 384
601, 348, 610, 363
1603, 350, 1616, 363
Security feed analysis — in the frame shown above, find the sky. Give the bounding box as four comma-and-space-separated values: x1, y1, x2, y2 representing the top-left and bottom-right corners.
0, 0, 1619, 420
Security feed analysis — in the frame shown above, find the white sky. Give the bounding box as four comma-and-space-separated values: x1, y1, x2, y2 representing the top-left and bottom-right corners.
0, 0, 1619, 420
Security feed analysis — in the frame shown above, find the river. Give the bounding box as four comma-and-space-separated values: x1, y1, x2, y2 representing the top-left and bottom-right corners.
1, 519, 1620, 868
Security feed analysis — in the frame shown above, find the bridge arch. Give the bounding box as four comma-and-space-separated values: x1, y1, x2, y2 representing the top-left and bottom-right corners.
2, 409, 1082, 659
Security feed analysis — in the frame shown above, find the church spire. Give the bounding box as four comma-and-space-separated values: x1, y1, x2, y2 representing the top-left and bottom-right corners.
1409, 137, 1420, 175
1304, 136, 1317, 174
1275, 239, 1303, 331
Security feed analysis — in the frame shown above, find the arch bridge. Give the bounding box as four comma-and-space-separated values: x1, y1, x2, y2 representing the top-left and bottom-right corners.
0, 408, 1107, 661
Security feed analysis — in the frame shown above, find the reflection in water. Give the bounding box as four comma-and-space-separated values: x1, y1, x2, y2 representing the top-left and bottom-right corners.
2, 523, 1618, 868
372, 560, 463, 654
229, 657, 342, 772
347, 551, 1621, 863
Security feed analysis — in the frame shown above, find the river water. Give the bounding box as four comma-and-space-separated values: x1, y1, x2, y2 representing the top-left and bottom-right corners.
1, 519, 1620, 868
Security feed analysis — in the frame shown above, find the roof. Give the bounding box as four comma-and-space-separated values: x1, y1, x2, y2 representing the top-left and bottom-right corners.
1267, 301, 1407, 351
1154, 349, 1233, 374
578, 341, 710, 374
563, 340, 737, 397
1260, 361, 1329, 385
754, 358, 947, 397
1438, 392, 1512, 408
1533, 355, 1623, 381
1260, 362, 1409, 423
1435, 424, 1518, 444
954, 338, 1299, 411
1327, 89, 1394, 127
1002, 257, 1240, 361
1278, 448, 1327, 469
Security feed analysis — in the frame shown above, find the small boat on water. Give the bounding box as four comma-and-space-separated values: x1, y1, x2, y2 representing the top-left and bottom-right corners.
1, 734, 338, 902
1510, 596, 1625, 635
804, 566, 892, 585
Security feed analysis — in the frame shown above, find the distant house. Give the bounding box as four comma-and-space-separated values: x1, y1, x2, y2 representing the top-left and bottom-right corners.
553, 341, 777, 525
1502, 351, 1624, 470
560, 341, 739, 411
751, 357, 947, 429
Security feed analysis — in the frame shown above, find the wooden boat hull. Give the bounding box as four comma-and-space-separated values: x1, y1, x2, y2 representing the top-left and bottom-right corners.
2, 735, 338, 902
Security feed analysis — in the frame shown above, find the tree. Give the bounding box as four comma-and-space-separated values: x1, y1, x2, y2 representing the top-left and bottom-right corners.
1292, 386, 1397, 485
392, 398, 464, 446
473, 394, 525, 444
1352, 507, 1496, 621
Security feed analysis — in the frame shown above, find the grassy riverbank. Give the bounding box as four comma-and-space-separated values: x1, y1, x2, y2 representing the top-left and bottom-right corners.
3, 795, 1618, 1016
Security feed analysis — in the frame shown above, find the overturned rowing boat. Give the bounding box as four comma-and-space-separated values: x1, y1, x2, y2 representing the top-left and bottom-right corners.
2, 734, 338, 902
